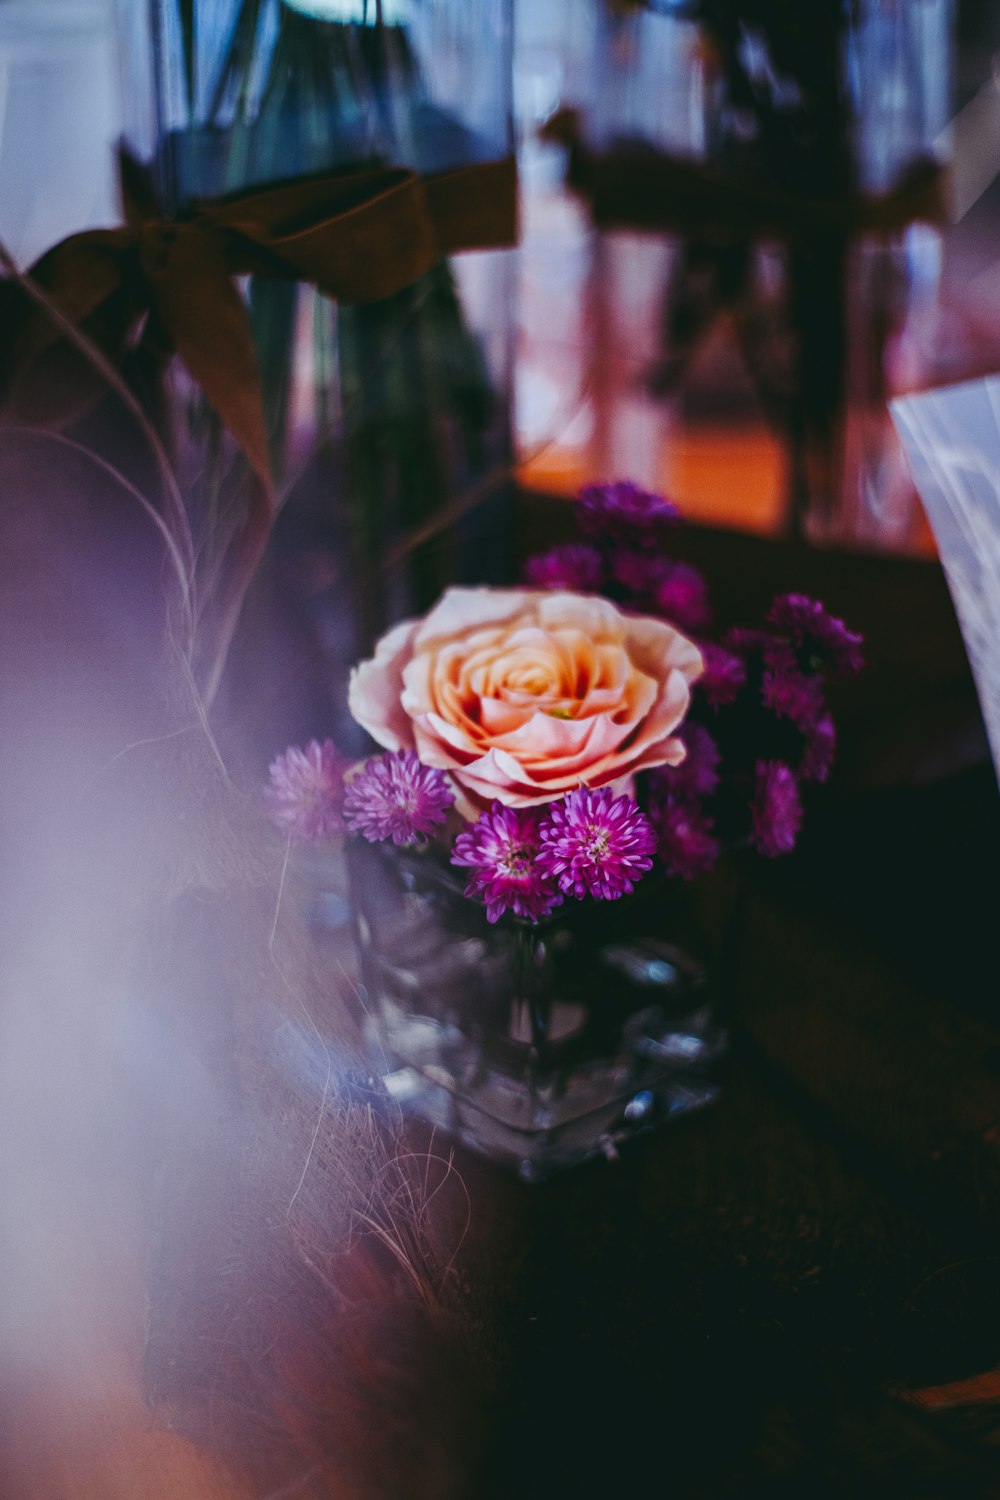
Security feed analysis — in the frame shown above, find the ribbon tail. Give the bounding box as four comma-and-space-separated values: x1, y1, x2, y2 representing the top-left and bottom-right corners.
146, 225, 274, 495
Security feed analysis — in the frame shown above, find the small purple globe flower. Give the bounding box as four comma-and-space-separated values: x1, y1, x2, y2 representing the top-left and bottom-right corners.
801, 712, 836, 784
452, 804, 563, 924
537, 786, 656, 901
751, 760, 803, 858
264, 739, 349, 845
343, 750, 454, 846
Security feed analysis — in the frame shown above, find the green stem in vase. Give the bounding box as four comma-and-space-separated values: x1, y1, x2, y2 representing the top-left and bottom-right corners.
512, 923, 548, 1053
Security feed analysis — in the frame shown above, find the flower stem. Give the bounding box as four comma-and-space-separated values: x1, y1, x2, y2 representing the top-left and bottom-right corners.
513, 924, 548, 1052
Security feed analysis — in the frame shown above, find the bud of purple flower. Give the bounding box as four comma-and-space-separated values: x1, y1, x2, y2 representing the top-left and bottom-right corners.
800, 713, 836, 784
750, 760, 803, 858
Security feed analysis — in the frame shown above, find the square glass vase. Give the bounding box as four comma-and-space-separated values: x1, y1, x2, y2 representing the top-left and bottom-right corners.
344, 839, 727, 1180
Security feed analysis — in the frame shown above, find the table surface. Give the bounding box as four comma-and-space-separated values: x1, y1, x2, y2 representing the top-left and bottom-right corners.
1, 455, 999, 1499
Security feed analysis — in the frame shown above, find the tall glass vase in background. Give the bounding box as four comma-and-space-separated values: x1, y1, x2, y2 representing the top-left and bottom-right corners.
571, 0, 952, 551
117, 0, 515, 744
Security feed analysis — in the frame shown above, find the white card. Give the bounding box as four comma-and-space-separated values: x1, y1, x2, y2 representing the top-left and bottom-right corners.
892, 377, 1000, 781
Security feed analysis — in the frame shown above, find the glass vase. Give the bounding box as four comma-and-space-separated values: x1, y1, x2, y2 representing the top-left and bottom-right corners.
116, 0, 515, 735
567, 0, 952, 552
340, 838, 730, 1181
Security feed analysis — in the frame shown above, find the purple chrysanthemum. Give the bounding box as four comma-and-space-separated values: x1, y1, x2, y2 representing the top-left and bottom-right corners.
523, 542, 604, 592
762, 641, 825, 731
801, 712, 836, 784
652, 796, 720, 881
648, 723, 720, 801
751, 760, 803, 858
537, 786, 656, 901
698, 642, 746, 707
264, 739, 349, 844
343, 750, 454, 846
578, 480, 680, 548
451, 804, 562, 924
767, 594, 864, 678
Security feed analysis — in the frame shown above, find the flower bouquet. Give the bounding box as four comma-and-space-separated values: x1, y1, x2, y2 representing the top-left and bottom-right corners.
267, 482, 863, 1178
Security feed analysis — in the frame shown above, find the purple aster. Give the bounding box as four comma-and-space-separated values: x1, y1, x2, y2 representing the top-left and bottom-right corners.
523, 542, 604, 592
698, 642, 746, 707
451, 804, 562, 924
767, 594, 864, 678
577, 480, 680, 548
761, 640, 825, 731
801, 712, 836, 784
537, 787, 656, 901
343, 750, 453, 846
264, 739, 348, 844
647, 723, 720, 801
750, 760, 803, 858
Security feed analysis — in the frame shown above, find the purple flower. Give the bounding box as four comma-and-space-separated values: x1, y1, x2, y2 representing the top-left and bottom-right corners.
698, 642, 746, 707
343, 750, 454, 846
578, 480, 680, 548
801, 712, 836, 784
607, 551, 710, 632
767, 594, 864, 678
762, 641, 825, 731
264, 739, 348, 844
652, 562, 711, 633
451, 804, 562, 924
537, 787, 656, 901
652, 796, 720, 881
647, 723, 720, 801
751, 760, 803, 858
523, 542, 604, 592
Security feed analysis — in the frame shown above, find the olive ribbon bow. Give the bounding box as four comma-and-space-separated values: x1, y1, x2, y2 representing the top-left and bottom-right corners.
0, 154, 518, 494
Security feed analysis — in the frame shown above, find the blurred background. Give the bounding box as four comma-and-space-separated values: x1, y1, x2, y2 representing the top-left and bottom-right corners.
4, 0, 1000, 553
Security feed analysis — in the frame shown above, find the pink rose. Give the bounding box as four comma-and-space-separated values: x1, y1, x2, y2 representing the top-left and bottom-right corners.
348, 588, 703, 810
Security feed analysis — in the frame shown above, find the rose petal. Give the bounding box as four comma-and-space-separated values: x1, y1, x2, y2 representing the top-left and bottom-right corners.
348, 617, 420, 750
